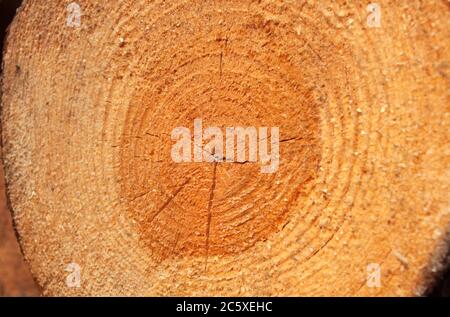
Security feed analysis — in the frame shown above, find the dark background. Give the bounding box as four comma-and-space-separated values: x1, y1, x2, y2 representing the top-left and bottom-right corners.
0, 0, 448, 297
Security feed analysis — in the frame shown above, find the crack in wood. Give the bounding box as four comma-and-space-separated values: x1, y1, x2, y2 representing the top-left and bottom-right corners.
147, 177, 192, 225
204, 154, 218, 271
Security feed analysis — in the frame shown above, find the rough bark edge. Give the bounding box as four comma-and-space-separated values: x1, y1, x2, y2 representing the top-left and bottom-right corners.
417, 226, 450, 296
0, 0, 42, 296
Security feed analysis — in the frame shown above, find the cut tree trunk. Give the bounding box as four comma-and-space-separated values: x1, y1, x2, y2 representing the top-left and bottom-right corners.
1, 0, 449, 296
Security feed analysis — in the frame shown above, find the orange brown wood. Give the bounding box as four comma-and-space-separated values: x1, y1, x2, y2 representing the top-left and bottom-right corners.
1, 0, 449, 296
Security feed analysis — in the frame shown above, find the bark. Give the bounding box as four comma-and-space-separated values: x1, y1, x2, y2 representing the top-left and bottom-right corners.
0, 155, 39, 296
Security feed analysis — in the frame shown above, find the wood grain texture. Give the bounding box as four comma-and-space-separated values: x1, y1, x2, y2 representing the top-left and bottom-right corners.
1, 0, 449, 296
0, 0, 40, 297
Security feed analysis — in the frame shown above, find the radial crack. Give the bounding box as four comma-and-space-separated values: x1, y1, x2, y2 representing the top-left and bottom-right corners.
219, 51, 223, 78
204, 157, 218, 271
147, 177, 191, 224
